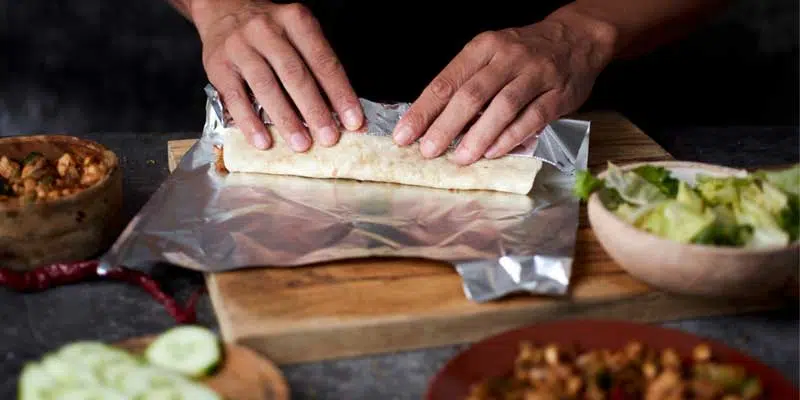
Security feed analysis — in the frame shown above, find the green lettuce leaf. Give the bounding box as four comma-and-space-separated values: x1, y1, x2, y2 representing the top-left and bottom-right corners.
735, 195, 790, 248
632, 165, 680, 197
604, 162, 669, 206
573, 169, 605, 201
692, 205, 753, 247
676, 181, 705, 213
636, 200, 716, 244
754, 164, 800, 197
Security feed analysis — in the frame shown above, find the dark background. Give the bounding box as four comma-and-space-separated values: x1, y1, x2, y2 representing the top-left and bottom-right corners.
0, 0, 798, 150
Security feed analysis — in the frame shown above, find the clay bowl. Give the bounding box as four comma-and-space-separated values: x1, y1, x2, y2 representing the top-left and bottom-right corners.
426, 319, 800, 399
0, 135, 123, 270
587, 161, 799, 298
117, 336, 290, 400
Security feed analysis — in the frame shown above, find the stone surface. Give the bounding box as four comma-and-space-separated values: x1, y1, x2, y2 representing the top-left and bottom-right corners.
0, 0, 798, 397
0, 128, 797, 399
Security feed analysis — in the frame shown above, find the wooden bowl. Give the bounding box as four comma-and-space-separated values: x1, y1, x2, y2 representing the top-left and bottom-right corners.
117, 336, 290, 400
0, 135, 123, 270
587, 161, 799, 298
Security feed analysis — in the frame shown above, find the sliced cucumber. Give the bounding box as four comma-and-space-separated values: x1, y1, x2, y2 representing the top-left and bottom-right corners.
49, 387, 128, 400
18, 363, 56, 400
40, 354, 100, 387
145, 326, 221, 379
116, 366, 187, 397
19, 328, 224, 400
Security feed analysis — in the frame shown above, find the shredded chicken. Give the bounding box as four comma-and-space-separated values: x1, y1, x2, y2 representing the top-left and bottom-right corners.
0, 151, 108, 205
466, 341, 763, 400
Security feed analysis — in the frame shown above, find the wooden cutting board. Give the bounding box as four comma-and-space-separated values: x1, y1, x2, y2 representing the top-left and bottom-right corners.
166, 111, 784, 365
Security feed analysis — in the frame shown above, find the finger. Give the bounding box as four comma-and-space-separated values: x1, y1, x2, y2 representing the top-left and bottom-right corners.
484, 90, 562, 159
226, 37, 311, 152
451, 76, 546, 165
392, 33, 496, 146
245, 18, 338, 148
281, 6, 363, 132
206, 61, 271, 150
418, 63, 515, 159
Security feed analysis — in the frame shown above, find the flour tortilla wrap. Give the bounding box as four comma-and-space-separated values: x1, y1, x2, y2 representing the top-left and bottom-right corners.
221, 127, 543, 195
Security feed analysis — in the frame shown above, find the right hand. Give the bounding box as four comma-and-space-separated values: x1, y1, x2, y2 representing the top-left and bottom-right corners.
193, 0, 364, 151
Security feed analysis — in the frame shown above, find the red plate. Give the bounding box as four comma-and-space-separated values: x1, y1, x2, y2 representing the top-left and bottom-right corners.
426, 319, 799, 399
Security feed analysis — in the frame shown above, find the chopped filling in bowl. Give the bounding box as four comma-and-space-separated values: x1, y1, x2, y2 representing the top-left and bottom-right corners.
0, 151, 108, 204
467, 341, 763, 400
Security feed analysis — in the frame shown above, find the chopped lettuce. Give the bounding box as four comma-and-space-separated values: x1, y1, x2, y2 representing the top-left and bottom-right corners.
604, 162, 669, 206
638, 201, 716, 244
754, 164, 800, 197
574, 170, 604, 201
572, 162, 800, 248
632, 165, 680, 197
695, 175, 748, 207
676, 181, 704, 213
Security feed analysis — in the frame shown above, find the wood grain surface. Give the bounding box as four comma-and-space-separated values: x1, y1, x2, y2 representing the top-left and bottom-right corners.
166, 111, 785, 365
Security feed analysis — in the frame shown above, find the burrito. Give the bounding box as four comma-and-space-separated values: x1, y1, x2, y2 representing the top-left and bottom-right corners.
220, 126, 543, 195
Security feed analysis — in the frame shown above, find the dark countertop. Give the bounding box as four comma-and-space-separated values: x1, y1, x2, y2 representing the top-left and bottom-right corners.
0, 126, 798, 399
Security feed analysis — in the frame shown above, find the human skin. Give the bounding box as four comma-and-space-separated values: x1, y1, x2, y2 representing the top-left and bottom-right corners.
167, 0, 728, 163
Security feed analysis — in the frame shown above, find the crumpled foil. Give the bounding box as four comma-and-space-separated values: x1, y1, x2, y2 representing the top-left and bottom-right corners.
99, 84, 590, 302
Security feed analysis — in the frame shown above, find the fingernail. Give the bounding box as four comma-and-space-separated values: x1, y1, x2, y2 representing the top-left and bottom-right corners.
341, 108, 362, 131
420, 139, 437, 158
290, 133, 310, 152
452, 145, 471, 164
252, 132, 269, 150
318, 126, 338, 147
484, 143, 501, 159
393, 124, 414, 146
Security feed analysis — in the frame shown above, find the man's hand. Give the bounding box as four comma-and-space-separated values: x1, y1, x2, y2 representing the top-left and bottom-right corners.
392, 11, 617, 165
194, 1, 364, 151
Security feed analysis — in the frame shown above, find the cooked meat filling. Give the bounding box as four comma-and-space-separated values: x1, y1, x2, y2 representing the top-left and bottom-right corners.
467, 341, 763, 400
0, 152, 107, 204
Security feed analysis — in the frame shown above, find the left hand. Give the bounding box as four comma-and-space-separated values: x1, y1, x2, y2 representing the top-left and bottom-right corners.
392, 16, 616, 165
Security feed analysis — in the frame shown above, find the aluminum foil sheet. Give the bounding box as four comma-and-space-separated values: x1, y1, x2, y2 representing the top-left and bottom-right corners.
100, 84, 590, 302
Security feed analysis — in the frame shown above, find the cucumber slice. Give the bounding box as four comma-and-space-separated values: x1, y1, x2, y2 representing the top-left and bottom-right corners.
18, 363, 56, 400
40, 354, 100, 387
49, 387, 127, 400
116, 366, 187, 397
99, 362, 143, 389
145, 326, 221, 378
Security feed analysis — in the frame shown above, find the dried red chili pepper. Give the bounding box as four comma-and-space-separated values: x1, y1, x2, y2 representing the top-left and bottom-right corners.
0, 260, 201, 324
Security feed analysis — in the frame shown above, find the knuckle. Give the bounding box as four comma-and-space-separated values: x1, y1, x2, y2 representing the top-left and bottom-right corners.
282, 3, 315, 25
429, 76, 457, 101
223, 31, 246, 51
473, 30, 502, 48
272, 113, 299, 131
457, 82, 488, 108
497, 89, 526, 113
220, 87, 247, 107
537, 55, 559, 76
506, 42, 529, 59
505, 124, 529, 143
244, 16, 271, 34
529, 104, 550, 127
304, 102, 332, 125
311, 52, 342, 77
249, 71, 278, 94
280, 58, 309, 83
